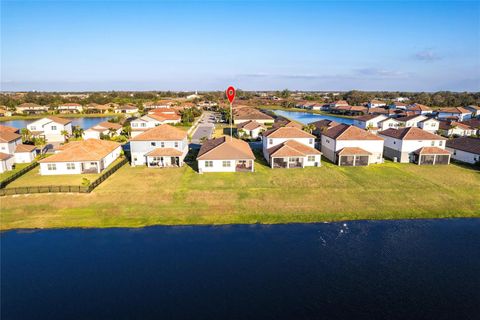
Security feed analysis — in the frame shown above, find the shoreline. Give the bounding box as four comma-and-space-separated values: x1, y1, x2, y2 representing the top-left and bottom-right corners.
0, 113, 117, 121
259, 105, 355, 119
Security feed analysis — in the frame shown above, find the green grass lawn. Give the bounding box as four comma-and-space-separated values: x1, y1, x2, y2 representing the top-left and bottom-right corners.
1, 155, 479, 230
7, 167, 101, 187
0, 163, 32, 181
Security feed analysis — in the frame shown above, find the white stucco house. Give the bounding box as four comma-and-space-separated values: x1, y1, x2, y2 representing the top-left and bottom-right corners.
407, 103, 433, 115
38, 139, 122, 175
57, 103, 83, 113
263, 127, 321, 168
378, 127, 450, 165
14, 144, 37, 163
129, 124, 188, 167
197, 136, 255, 173
26, 116, 73, 143
367, 100, 387, 108
237, 120, 266, 139
446, 137, 480, 165
233, 107, 274, 125
130, 114, 181, 138
321, 124, 384, 166
114, 104, 139, 114
83, 121, 123, 140
438, 121, 475, 137
353, 114, 388, 132
0, 125, 37, 168
417, 118, 440, 133
437, 107, 472, 121
0, 152, 15, 173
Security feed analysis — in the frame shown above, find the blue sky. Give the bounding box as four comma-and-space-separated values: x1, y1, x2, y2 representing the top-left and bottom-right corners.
1, 0, 479, 92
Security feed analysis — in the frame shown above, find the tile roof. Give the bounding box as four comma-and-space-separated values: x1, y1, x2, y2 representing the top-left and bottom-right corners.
0, 131, 21, 142
267, 140, 321, 158
145, 148, 184, 157
0, 124, 19, 134
197, 136, 255, 160
408, 103, 432, 111
309, 119, 342, 131
379, 127, 445, 140
0, 152, 13, 160
96, 121, 122, 130
39, 139, 121, 162
234, 107, 274, 121
16, 103, 45, 109
60, 103, 82, 107
15, 144, 36, 153
337, 147, 372, 155
414, 147, 451, 155
396, 115, 424, 122
263, 126, 315, 139
46, 116, 72, 125
130, 124, 187, 141
438, 107, 471, 114
355, 114, 385, 122
323, 124, 383, 141
438, 121, 472, 131
237, 120, 265, 131
446, 137, 480, 155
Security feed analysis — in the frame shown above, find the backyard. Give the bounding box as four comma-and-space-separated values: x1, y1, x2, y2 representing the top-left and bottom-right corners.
1, 157, 479, 230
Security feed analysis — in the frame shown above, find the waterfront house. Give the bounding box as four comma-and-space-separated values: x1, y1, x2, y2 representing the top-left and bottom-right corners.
129, 124, 188, 167
57, 103, 83, 113
378, 127, 450, 165
38, 139, 122, 175
84, 103, 113, 114
321, 124, 384, 166
114, 104, 139, 114
130, 113, 181, 138
0, 127, 37, 165
353, 114, 388, 132
147, 108, 182, 124
330, 105, 367, 116
309, 119, 342, 138
328, 100, 349, 108
237, 120, 266, 139
407, 103, 433, 115
15, 103, 49, 115
446, 137, 480, 164
83, 121, 123, 140
437, 107, 472, 121
0, 152, 14, 173
273, 118, 303, 129
438, 120, 475, 137
263, 127, 321, 168
0, 106, 12, 117
233, 107, 274, 125
197, 136, 255, 173
27, 116, 72, 143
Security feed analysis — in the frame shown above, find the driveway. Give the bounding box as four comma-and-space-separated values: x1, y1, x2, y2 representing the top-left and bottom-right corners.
190, 111, 217, 146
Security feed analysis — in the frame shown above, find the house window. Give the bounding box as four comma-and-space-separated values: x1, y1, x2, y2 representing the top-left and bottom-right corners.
309, 139, 313, 144
51, 126, 57, 130
453, 150, 457, 155
174, 142, 179, 148
269, 139, 273, 145
151, 142, 156, 146
160, 142, 165, 148
141, 123, 146, 127
66, 163, 75, 170
307, 156, 315, 162
222, 160, 231, 167
439, 141, 443, 146
31, 126, 36, 130
132, 123, 138, 127
47, 163, 56, 171
431, 141, 435, 146
205, 161, 213, 167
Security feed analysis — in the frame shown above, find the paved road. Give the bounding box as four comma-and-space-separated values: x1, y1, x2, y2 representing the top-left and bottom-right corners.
190, 111, 218, 146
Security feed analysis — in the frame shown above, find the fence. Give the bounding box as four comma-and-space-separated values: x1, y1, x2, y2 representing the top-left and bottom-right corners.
0, 161, 39, 188
0, 157, 129, 196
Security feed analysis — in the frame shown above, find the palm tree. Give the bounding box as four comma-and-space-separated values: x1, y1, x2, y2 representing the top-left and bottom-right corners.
61, 130, 70, 142
20, 128, 32, 143
108, 128, 117, 138
303, 124, 316, 134
72, 125, 84, 138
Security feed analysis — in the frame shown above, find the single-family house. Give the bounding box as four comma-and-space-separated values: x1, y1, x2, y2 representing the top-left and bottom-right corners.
459, 119, 480, 135
15, 103, 49, 115
27, 116, 72, 142
197, 136, 255, 173
417, 118, 440, 133
353, 114, 388, 132
438, 121, 475, 137
437, 107, 472, 121
38, 139, 122, 175
330, 105, 367, 116
0, 152, 15, 173
321, 124, 384, 166
263, 127, 321, 168
129, 124, 188, 167
378, 127, 450, 165
83, 121, 123, 140
0, 106, 13, 117
465, 105, 480, 117
57, 103, 83, 113
130, 113, 181, 137
147, 109, 182, 124
14, 144, 37, 163
0, 130, 22, 155
233, 107, 274, 125
115, 104, 139, 114
237, 120, 266, 139
309, 119, 342, 138
329, 100, 349, 108
84, 103, 112, 114
143, 101, 174, 110
389, 102, 407, 110
396, 114, 439, 133
367, 100, 387, 108
407, 103, 433, 115
273, 118, 303, 129
446, 137, 480, 165
0, 127, 37, 164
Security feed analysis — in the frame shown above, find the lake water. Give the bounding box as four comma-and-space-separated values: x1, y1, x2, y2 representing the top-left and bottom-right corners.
273, 110, 354, 125
1, 117, 112, 130
2, 219, 479, 320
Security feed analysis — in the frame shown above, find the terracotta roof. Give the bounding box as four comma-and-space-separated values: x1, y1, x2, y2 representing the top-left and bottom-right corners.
337, 147, 372, 155
408, 103, 432, 111
414, 147, 451, 155
148, 113, 181, 121
460, 119, 480, 128
39, 139, 121, 162
323, 124, 383, 141
0, 131, 21, 142
15, 144, 36, 153
331, 100, 349, 106
130, 124, 187, 141
379, 127, 445, 140
439, 121, 472, 131
369, 99, 385, 104
0, 124, 19, 133
197, 136, 254, 160
391, 102, 407, 107
0, 152, 13, 160
263, 126, 315, 139
60, 103, 82, 107
117, 104, 138, 110
96, 121, 122, 130
272, 119, 303, 129
355, 114, 385, 122
46, 116, 72, 125
145, 148, 183, 157
446, 137, 480, 155
267, 140, 321, 158
334, 105, 367, 112
234, 108, 274, 121
237, 120, 265, 131
438, 107, 471, 114
16, 103, 45, 109
396, 115, 424, 122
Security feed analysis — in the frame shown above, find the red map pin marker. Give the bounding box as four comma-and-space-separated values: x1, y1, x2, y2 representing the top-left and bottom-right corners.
226, 86, 236, 104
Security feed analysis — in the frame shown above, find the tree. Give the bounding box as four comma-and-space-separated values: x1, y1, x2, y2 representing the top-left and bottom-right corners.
61, 130, 70, 142
279, 89, 291, 99
303, 124, 316, 134
108, 128, 117, 138
72, 125, 84, 139
20, 128, 32, 143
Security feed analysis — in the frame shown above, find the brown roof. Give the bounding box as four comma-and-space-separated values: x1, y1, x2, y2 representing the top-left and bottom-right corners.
237, 120, 265, 131
408, 103, 432, 111
438, 121, 472, 131
117, 104, 138, 110
0, 152, 13, 160
267, 140, 321, 158
130, 124, 187, 141
0, 131, 21, 143
337, 147, 372, 155
379, 127, 445, 140
309, 119, 341, 131
334, 105, 367, 112
396, 115, 424, 122
39, 139, 121, 162
15, 144, 36, 153
17, 103, 44, 109
145, 148, 183, 157
46, 116, 72, 125
234, 107, 274, 121
96, 121, 122, 130
0, 124, 19, 133
438, 107, 471, 114
323, 124, 383, 141
460, 119, 480, 128
264, 126, 315, 139
148, 113, 181, 122
197, 136, 254, 160
446, 137, 480, 155
414, 147, 451, 155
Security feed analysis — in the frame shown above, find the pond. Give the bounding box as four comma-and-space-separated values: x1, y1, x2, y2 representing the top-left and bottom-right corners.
1, 219, 479, 320
273, 110, 354, 125
1, 117, 113, 130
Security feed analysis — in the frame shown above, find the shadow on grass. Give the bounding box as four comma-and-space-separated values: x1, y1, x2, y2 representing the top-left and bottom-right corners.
185, 148, 199, 172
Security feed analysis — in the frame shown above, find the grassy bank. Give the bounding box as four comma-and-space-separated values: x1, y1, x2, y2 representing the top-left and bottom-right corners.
0, 113, 117, 121
258, 105, 355, 119
1, 158, 479, 230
